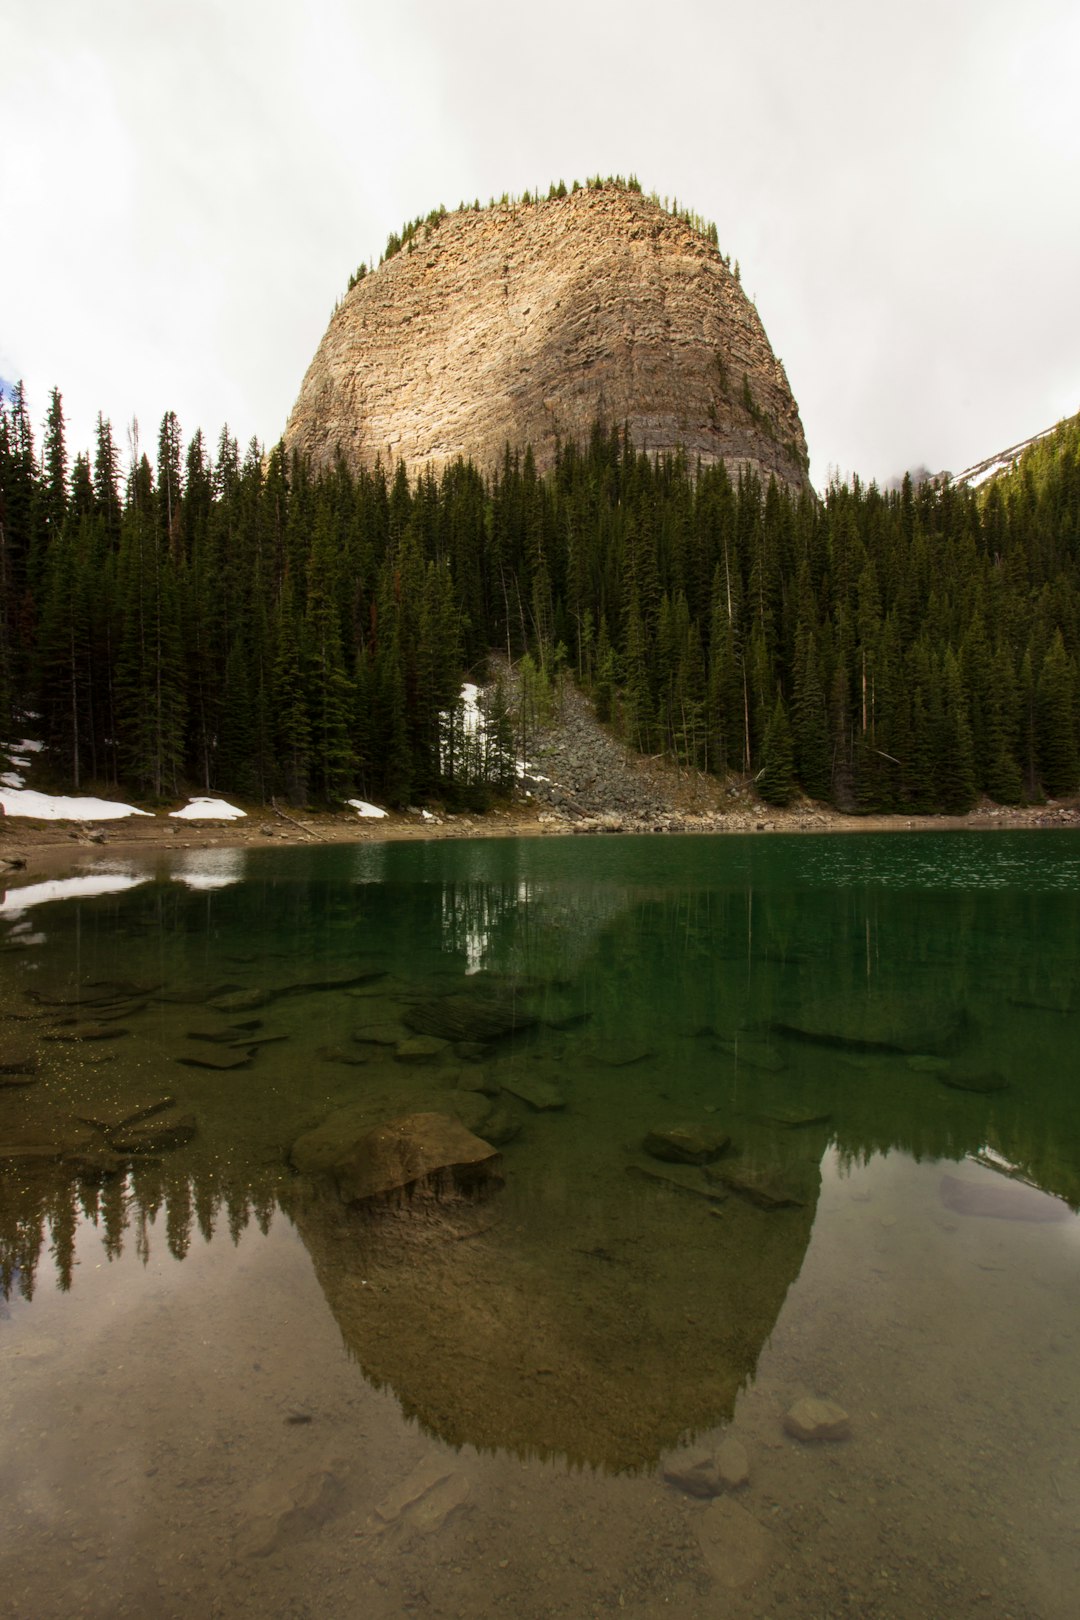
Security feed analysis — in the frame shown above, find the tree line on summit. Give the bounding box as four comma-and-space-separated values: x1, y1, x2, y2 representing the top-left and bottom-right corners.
1, 384, 1078, 814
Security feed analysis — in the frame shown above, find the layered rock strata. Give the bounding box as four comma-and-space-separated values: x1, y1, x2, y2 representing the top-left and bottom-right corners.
285, 186, 810, 489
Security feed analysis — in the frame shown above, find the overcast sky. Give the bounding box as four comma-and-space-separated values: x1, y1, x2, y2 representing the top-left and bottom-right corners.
3, 0, 1078, 489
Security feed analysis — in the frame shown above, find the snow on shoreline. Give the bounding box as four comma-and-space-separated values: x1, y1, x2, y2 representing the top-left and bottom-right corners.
169, 798, 246, 821
0, 787, 153, 821
348, 799, 388, 819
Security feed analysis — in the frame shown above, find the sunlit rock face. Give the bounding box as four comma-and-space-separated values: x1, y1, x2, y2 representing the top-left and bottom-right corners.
284, 187, 810, 491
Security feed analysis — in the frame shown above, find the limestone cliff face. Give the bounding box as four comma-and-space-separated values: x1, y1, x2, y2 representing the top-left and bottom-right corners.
284, 187, 810, 490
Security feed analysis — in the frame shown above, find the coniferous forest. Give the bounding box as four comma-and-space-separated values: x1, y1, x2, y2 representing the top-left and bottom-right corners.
1, 384, 1079, 815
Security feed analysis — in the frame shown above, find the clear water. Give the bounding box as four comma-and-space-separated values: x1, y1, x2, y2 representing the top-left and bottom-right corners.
2, 832, 1079, 1619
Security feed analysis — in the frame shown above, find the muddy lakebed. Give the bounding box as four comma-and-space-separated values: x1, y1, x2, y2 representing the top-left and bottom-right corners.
2, 831, 1080, 1619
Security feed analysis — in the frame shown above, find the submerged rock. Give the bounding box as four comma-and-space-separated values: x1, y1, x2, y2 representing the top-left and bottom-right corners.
109, 1112, 198, 1154
275, 970, 386, 997
756, 1106, 831, 1129
783, 1397, 850, 1442
78, 1094, 176, 1133
479, 1106, 521, 1148
905, 1053, 949, 1075
448, 1091, 493, 1136
393, 1036, 450, 1064
454, 1040, 490, 1062
706, 1162, 809, 1209
238, 1466, 344, 1558
663, 1452, 725, 1498
696, 1497, 774, 1587
499, 1074, 565, 1111
712, 1038, 787, 1073
0, 1041, 38, 1079
208, 988, 270, 1013
316, 1044, 369, 1066
373, 1455, 470, 1536
174, 1046, 253, 1071
453, 1066, 500, 1097
627, 1163, 729, 1203
65, 1145, 126, 1177
296, 1110, 502, 1207
353, 1021, 412, 1047
716, 1436, 751, 1489
938, 1070, 1009, 1095
43, 1022, 128, 1042
586, 1038, 655, 1067
404, 992, 536, 1044
773, 997, 965, 1054
643, 1124, 730, 1165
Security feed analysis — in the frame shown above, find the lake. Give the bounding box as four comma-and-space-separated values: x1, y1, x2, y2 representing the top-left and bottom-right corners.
2, 831, 1079, 1619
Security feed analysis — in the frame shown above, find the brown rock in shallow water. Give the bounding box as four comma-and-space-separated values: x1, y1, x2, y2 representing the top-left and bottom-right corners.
43, 1022, 127, 1042
696, 1497, 774, 1587
109, 1112, 197, 1154
706, 1162, 809, 1209
78, 1094, 175, 1132
208, 988, 269, 1013
938, 1070, 1009, 1095
643, 1124, 730, 1165
317, 1111, 502, 1206
663, 1453, 723, 1498
174, 1046, 253, 1071
393, 1036, 451, 1064
405, 993, 536, 1044
783, 1397, 850, 1442
0, 1042, 38, 1076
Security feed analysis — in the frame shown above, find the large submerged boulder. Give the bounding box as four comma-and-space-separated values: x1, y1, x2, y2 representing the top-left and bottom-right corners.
291, 1109, 502, 1207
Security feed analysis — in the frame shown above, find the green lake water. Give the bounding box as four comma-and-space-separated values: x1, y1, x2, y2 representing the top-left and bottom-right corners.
2, 830, 1079, 1618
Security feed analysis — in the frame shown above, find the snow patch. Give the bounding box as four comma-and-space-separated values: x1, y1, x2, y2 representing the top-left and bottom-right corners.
461, 683, 482, 735
347, 799, 388, 819
0, 788, 153, 821
169, 797, 246, 821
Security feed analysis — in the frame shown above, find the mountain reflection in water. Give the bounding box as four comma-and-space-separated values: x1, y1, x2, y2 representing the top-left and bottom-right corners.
4, 833, 1080, 1620
2, 832, 1078, 1484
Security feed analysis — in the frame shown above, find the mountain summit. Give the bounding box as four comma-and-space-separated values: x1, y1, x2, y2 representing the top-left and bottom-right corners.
284, 183, 810, 490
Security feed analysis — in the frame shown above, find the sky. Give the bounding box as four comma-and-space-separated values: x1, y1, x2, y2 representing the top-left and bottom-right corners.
3, 0, 1079, 490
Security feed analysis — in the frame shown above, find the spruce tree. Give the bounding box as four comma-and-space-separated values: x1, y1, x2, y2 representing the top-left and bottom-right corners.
757, 693, 796, 805
1036, 630, 1080, 795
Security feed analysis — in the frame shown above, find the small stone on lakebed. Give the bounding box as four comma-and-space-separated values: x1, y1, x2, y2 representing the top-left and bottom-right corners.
783, 1397, 850, 1442
643, 1124, 730, 1165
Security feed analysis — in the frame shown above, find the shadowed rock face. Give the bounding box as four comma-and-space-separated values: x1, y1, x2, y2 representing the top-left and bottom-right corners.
284, 187, 810, 490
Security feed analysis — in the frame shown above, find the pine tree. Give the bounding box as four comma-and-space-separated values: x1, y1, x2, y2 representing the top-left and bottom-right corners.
1036, 629, 1079, 795
757, 693, 796, 805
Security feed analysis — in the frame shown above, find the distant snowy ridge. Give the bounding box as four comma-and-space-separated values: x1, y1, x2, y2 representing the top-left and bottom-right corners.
950, 423, 1060, 490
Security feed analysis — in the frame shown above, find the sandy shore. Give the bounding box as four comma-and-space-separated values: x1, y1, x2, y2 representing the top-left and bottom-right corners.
2, 794, 1078, 879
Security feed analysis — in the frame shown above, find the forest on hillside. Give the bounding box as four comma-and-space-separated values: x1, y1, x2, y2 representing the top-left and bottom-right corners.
1, 385, 1078, 815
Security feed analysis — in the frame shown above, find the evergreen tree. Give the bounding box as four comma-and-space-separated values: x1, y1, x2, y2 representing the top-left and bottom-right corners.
757, 693, 796, 805
1036, 630, 1079, 795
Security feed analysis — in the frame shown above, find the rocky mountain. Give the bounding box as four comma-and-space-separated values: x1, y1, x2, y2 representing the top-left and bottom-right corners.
284, 184, 810, 490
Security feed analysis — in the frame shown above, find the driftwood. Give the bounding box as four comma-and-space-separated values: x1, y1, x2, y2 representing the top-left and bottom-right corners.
270, 798, 325, 840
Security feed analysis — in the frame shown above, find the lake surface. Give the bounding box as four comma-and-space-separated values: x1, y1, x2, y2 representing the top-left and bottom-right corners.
2, 831, 1079, 1619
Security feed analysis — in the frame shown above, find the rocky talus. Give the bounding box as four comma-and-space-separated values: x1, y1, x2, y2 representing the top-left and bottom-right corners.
285, 187, 810, 490
518, 680, 729, 831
